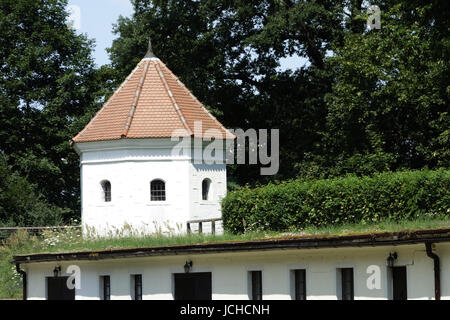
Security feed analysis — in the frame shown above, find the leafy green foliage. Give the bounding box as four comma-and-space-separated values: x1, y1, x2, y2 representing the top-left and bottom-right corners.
0, 0, 448, 228
0, 155, 65, 227
307, 2, 450, 178
222, 169, 450, 233
0, 231, 38, 299
107, 0, 353, 184
108, 0, 449, 185
0, 0, 103, 222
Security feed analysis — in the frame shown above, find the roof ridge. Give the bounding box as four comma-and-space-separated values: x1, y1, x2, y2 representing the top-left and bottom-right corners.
155, 62, 193, 136
71, 63, 142, 143
159, 61, 235, 139
122, 60, 150, 138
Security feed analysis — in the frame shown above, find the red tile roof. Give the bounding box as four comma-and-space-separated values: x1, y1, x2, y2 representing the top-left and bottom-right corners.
72, 57, 233, 143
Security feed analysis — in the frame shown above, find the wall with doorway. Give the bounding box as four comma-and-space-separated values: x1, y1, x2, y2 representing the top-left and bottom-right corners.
23, 242, 450, 300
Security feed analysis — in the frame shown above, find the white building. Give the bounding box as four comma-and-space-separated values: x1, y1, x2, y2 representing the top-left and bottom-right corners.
71, 43, 234, 236
12, 42, 449, 301
14, 229, 450, 300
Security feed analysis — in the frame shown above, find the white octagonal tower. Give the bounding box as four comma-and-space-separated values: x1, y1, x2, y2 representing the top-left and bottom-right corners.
72, 43, 234, 237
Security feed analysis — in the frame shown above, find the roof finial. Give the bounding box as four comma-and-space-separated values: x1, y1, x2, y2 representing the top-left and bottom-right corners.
144, 37, 157, 59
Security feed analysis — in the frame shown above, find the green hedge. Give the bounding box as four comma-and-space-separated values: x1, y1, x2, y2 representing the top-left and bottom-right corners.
222, 169, 450, 234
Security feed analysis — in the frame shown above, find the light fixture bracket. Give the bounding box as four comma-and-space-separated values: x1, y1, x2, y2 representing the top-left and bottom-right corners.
184, 261, 193, 273
53, 265, 61, 278
387, 252, 398, 268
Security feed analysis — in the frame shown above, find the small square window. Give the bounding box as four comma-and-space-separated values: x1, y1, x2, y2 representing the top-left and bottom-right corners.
339, 268, 354, 300
100, 276, 110, 300
293, 269, 306, 300
202, 179, 211, 201
131, 274, 142, 300
249, 271, 262, 300
150, 180, 166, 201
101, 180, 111, 202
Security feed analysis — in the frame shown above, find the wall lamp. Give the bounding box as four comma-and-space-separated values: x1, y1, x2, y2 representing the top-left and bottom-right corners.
53, 265, 61, 278
387, 252, 398, 268
184, 261, 193, 273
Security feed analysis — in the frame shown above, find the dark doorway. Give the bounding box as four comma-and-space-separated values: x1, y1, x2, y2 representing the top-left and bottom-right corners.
340, 268, 354, 300
294, 269, 306, 300
250, 271, 262, 300
47, 277, 75, 300
392, 266, 407, 300
174, 272, 212, 300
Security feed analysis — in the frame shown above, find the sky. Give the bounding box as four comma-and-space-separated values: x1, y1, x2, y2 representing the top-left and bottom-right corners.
66, 0, 307, 70
67, 0, 134, 67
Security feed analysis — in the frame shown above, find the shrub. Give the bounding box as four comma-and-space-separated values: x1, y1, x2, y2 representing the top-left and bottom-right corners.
0, 230, 38, 299
0, 155, 66, 227
222, 169, 450, 234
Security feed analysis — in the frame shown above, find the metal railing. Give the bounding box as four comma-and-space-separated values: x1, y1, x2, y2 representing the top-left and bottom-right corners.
0, 226, 81, 242
187, 218, 222, 235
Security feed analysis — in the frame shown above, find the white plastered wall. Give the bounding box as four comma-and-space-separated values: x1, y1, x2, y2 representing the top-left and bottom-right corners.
75, 138, 227, 237
24, 242, 450, 300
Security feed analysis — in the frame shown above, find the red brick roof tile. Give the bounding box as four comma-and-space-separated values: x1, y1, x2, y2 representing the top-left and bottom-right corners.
72, 57, 233, 143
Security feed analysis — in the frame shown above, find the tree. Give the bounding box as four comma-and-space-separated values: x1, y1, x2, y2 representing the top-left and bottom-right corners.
312, 2, 450, 177
0, 154, 65, 226
109, 0, 448, 183
107, 0, 357, 184
1, 0, 446, 227
0, 0, 102, 221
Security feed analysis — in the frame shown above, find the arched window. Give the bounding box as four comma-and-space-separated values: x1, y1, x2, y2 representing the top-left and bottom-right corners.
101, 180, 111, 202
150, 179, 166, 201
202, 178, 211, 201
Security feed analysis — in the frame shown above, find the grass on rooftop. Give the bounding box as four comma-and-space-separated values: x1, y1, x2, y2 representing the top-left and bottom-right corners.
1, 217, 450, 299
5, 217, 450, 255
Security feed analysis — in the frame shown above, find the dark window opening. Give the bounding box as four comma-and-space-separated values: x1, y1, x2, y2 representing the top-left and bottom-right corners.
294, 269, 307, 300
392, 266, 407, 300
150, 179, 166, 201
101, 180, 111, 202
132, 274, 142, 300
202, 179, 211, 201
340, 268, 354, 300
101, 276, 110, 300
250, 271, 262, 300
